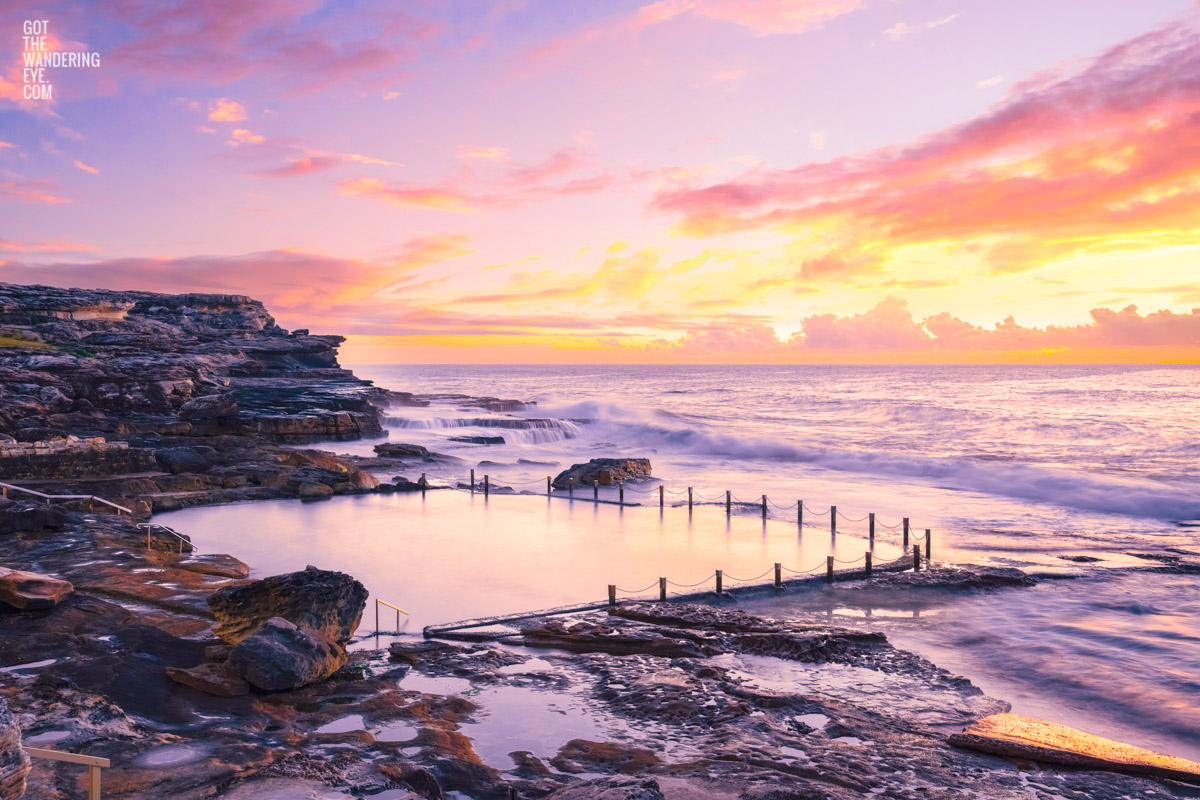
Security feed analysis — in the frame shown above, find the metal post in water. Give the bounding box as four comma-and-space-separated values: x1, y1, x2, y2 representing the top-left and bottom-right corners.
903, 517, 909, 548
798, 501, 803, 530
826, 556, 834, 584
913, 544, 921, 572
659, 485, 664, 510
568, 477, 574, 499
831, 506, 837, 536
774, 562, 782, 588
659, 577, 667, 602
869, 513, 875, 546
761, 495, 767, 519
688, 487, 693, 510
608, 584, 616, 607
470, 469, 475, 493
619, 482, 625, 505
594, 482, 599, 502
865, 551, 873, 577
484, 475, 489, 498
925, 529, 932, 560
546, 476, 551, 496
715, 569, 722, 594
420, 473, 426, 496
725, 490, 731, 516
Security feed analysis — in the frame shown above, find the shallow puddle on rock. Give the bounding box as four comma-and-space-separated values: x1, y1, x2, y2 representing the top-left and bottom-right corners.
459, 684, 608, 770
374, 722, 417, 743
399, 672, 474, 695
314, 715, 366, 735
133, 744, 208, 768
0, 658, 55, 673
498, 657, 555, 674
23, 730, 71, 745
779, 745, 809, 760
793, 713, 829, 729
218, 778, 352, 799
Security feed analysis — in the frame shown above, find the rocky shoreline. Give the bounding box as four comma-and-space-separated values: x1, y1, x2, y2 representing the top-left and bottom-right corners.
2, 283, 1199, 799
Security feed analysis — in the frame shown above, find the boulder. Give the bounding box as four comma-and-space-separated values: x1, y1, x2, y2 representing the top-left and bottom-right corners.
552, 458, 652, 489
0, 698, 30, 800
166, 661, 250, 697
207, 565, 368, 645
0, 503, 68, 535
177, 392, 238, 421
155, 445, 214, 474
226, 617, 347, 692
373, 443, 430, 458
299, 482, 333, 499
0, 567, 73, 610
448, 435, 504, 445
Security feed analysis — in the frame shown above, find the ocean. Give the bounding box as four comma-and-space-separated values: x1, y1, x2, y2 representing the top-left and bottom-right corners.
163, 363, 1200, 761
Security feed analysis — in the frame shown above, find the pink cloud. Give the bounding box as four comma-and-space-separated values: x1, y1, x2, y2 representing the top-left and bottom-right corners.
72, 159, 99, 174
208, 98, 247, 121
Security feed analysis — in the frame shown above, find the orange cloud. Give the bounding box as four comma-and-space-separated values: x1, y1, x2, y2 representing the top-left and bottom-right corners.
339, 178, 479, 212
457, 146, 507, 161
208, 98, 247, 121
652, 20, 1200, 275
227, 128, 265, 145
72, 160, 99, 174
0, 238, 98, 253
0, 178, 68, 204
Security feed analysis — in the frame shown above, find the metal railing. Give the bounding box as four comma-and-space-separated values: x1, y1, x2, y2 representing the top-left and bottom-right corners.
25, 747, 110, 800
375, 598, 409, 635
136, 522, 192, 554
0, 481, 132, 515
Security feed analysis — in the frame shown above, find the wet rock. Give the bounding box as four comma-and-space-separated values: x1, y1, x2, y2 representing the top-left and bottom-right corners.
177, 392, 238, 421
524, 619, 716, 658
0, 698, 29, 800
389, 640, 459, 666
949, 713, 1200, 785
0, 502, 67, 535
544, 777, 664, 799
448, 435, 505, 445
378, 762, 445, 799
207, 565, 368, 645
166, 661, 250, 698
227, 617, 347, 692
553, 458, 652, 489
868, 565, 1035, 590
299, 481, 333, 499
551, 740, 661, 775
374, 443, 431, 458
0, 566, 73, 610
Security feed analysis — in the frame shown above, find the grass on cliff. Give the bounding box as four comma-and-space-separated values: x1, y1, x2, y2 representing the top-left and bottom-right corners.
0, 336, 54, 350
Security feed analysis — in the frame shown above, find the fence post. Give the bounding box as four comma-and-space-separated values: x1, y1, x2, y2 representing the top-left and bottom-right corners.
774, 562, 782, 588
869, 513, 875, 545
826, 555, 834, 584
484, 475, 489, 497
608, 584, 616, 608
761, 495, 767, 519
831, 506, 837, 536
659, 485, 664, 510
89, 761, 101, 800
619, 482, 625, 505
470, 469, 475, 493
420, 473, 426, 496
594, 482, 599, 502
865, 551, 872, 577
798, 501, 803, 530
546, 476, 551, 496
688, 487, 693, 510
726, 490, 731, 516
715, 569, 723, 594
903, 517, 909, 548
925, 529, 932, 560
659, 577, 667, 602
568, 477, 574, 499
913, 544, 921, 572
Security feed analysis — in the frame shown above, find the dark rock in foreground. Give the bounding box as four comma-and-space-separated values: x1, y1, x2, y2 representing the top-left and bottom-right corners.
227, 617, 347, 692
0, 566, 73, 610
207, 565, 368, 645
553, 458, 652, 489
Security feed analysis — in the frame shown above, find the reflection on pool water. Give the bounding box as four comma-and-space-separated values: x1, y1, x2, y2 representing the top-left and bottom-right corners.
159, 491, 892, 632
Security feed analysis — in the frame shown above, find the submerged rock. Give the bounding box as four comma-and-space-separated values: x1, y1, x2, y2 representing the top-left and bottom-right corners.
0, 699, 29, 800
552, 458, 652, 489
207, 565, 368, 645
0, 566, 73, 610
226, 617, 347, 692
374, 443, 430, 458
868, 565, 1035, 590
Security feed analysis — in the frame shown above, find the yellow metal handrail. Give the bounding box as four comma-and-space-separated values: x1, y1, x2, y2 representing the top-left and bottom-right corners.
375, 598, 409, 635
0, 481, 132, 514
25, 747, 110, 800
136, 522, 192, 554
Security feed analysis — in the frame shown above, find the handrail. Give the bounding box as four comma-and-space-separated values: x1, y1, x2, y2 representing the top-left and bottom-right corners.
375, 597, 409, 635
25, 747, 109, 799
0, 481, 132, 515
136, 522, 192, 554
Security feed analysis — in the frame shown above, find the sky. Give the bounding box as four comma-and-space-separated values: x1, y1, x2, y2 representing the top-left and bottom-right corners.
1, 0, 1199, 364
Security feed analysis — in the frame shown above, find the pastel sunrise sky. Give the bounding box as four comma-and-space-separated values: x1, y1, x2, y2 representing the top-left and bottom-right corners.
2, 0, 1199, 363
